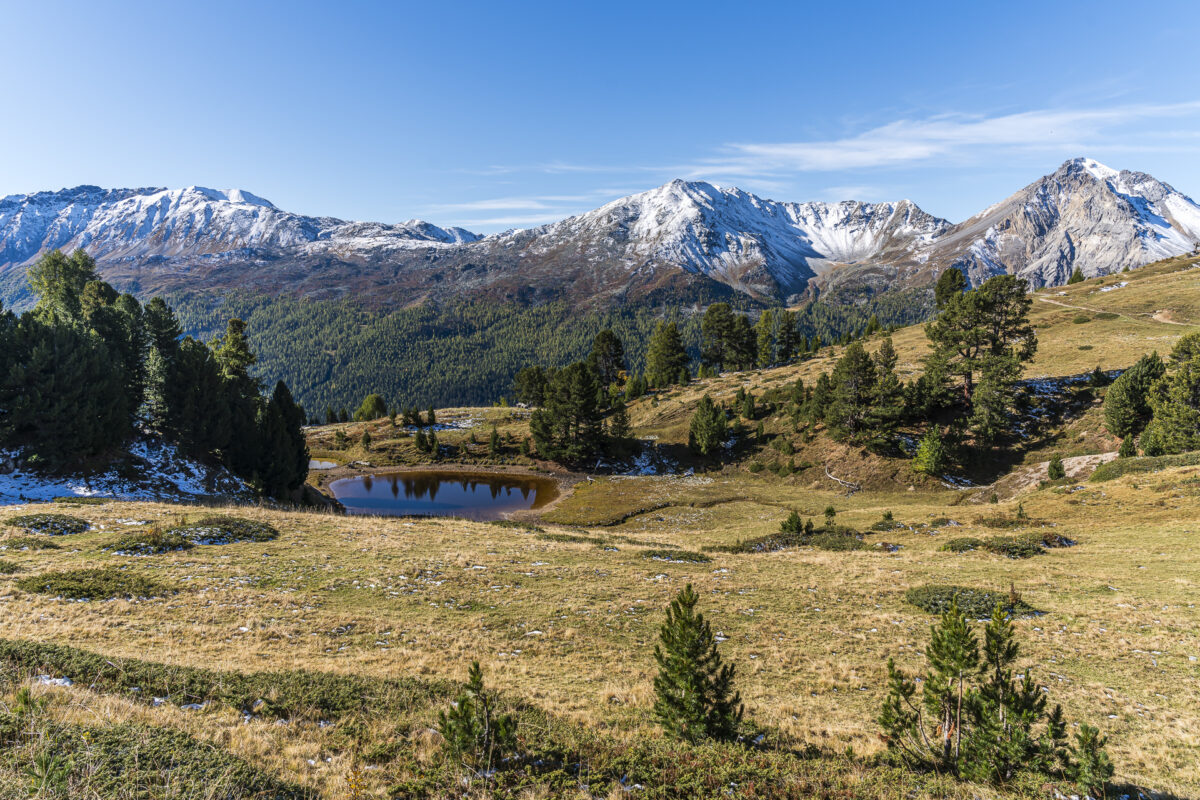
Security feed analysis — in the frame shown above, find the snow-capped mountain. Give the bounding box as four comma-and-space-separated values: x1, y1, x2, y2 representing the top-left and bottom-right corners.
1, 159, 1197, 309
0, 184, 479, 268
483, 179, 950, 300
917, 158, 1200, 287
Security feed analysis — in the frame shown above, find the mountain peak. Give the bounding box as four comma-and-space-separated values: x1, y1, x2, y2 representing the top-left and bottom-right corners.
1062, 156, 1120, 181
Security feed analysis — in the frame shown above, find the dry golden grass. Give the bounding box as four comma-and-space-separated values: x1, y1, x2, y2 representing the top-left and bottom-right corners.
2, 459, 1199, 795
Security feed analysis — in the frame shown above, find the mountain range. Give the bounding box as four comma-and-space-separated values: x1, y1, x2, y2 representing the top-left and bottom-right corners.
2, 157, 1198, 309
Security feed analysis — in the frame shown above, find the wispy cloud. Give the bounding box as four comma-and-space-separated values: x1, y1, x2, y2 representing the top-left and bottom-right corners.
699, 101, 1200, 175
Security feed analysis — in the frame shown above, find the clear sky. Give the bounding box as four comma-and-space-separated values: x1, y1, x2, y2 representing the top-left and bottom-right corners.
3, 0, 1200, 232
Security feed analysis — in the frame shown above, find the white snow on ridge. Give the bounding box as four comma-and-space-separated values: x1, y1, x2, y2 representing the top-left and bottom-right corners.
0, 438, 251, 505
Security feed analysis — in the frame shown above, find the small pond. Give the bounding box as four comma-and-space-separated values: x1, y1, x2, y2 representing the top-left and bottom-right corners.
328, 470, 559, 519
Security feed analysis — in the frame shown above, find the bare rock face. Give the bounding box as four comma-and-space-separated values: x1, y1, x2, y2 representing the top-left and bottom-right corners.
915, 158, 1200, 288
1, 158, 1197, 309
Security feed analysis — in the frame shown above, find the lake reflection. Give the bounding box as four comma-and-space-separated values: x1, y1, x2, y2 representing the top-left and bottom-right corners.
329, 470, 558, 519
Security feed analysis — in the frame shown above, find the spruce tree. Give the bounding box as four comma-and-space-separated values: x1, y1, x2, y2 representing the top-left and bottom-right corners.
826, 342, 876, 442
1047, 457, 1065, 480
652, 584, 743, 743
1067, 267, 1085, 284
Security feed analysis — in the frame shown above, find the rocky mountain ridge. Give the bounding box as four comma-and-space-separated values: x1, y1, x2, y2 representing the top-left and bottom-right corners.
2, 158, 1197, 308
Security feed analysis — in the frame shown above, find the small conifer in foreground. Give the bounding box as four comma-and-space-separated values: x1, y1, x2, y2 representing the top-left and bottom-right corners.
653, 584, 743, 743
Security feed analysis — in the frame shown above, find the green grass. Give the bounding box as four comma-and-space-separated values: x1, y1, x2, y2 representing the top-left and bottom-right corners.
14, 568, 174, 600
4, 513, 89, 536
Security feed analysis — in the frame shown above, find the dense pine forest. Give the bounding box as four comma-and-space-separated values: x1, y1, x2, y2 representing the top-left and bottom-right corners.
0, 250, 307, 498
165, 286, 936, 413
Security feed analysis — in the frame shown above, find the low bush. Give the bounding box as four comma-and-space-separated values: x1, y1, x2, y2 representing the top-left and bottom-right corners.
0, 639, 454, 722
983, 532, 1073, 559
642, 548, 712, 563
904, 584, 1038, 618
939, 537, 985, 552
110, 527, 195, 555
1095, 311, 1119, 320
538, 532, 605, 544
1091, 451, 1200, 481
14, 568, 174, 600
0, 713, 315, 799
708, 524, 865, 554
491, 520, 544, 533
4, 513, 89, 536
0, 559, 20, 574
164, 515, 279, 545
1072, 314, 1091, 324
0, 536, 60, 551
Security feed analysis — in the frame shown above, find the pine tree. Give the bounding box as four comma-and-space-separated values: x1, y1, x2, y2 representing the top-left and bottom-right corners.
586, 329, 626, 388
934, 268, 967, 310
700, 303, 736, 373
489, 425, 501, 455
355, 393, 388, 421
529, 361, 604, 461
1067, 267, 1085, 284
912, 428, 947, 475
646, 321, 689, 388
438, 661, 517, 776
1047, 457, 1065, 480
1103, 352, 1164, 438
776, 310, 799, 363
925, 275, 1036, 405
825, 342, 876, 442
755, 309, 776, 368
427, 405, 437, 426
780, 510, 804, 534
1143, 333, 1200, 454
26, 249, 99, 323
608, 399, 631, 441
688, 395, 726, 456
652, 584, 743, 743
361, 429, 372, 451
1118, 435, 1137, 458
1067, 725, 1114, 798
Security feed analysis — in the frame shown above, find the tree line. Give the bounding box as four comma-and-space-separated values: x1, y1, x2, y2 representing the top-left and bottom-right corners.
163, 286, 934, 413
1103, 333, 1200, 457
0, 250, 307, 499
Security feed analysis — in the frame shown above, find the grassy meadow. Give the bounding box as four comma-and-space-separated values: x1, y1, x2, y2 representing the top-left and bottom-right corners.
1, 256, 1199, 797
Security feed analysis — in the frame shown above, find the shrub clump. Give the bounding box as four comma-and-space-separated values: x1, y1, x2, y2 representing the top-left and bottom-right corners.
52, 496, 108, 505
0, 639, 452, 722
904, 584, 1038, 618
1, 536, 61, 551
1091, 451, 1200, 481
0, 559, 20, 574
15, 568, 174, 600
110, 527, 195, 555
939, 537, 985, 553
642, 548, 712, 563
537, 531, 605, 545
165, 516, 279, 545
0, 714, 314, 800
5, 513, 89, 536
983, 532, 1074, 559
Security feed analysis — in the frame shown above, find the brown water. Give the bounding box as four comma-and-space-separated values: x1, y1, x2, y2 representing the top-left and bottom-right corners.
328, 470, 559, 519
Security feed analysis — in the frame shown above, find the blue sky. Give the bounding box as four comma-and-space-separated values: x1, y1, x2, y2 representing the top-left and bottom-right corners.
3, 0, 1200, 232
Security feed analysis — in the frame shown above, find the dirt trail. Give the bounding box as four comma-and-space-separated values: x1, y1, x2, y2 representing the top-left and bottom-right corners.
1037, 296, 1193, 326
